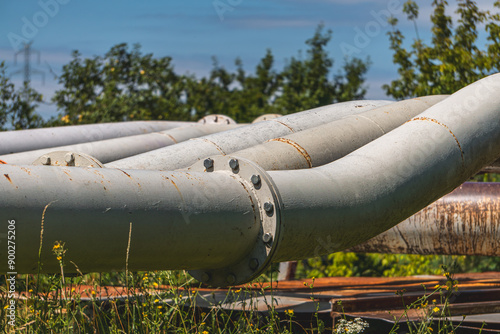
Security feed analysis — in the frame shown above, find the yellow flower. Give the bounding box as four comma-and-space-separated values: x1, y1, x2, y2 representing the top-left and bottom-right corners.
303, 282, 308, 286
201, 312, 206, 317
111, 67, 115, 72
428, 327, 433, 332
153, 282, 158, 287
28, 289, 33, 293
53, 243, 61, 250
3, 305, 8, 309
285, 309, 294, 316
433, 307, 440, 313
140, 70, 145, 75
157, 305, 162, 309
234, 289, 241, 293
57, 256, 62, 261
154, 299, 159, 303
202, 331, 209, 334
432, 299, 436, 303
433, 284, 440, 289
71, 288, 75, 293
61, 115, 70, 123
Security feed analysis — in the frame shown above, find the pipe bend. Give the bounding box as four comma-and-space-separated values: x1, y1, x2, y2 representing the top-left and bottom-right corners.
269, 73, 500, 262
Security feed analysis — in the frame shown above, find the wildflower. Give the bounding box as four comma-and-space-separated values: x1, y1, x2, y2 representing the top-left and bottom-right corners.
61, 115, 70, 123
140, 70, 145, 75
154, 299, 159, 303
202, 331, 209, 334
433, 284, 440, 289
303, 282, 308, 286
3, 305, 8, 309
428, 327, 433, 331
157, 305, 162, 309
200, 322, 205, 326
201, 312, 206, 317
28, 289, 33, 293
111, 67, 115, 72
91, 290, 96, 296
443, 272, 450, 277
433, 307, 440, 313
235, 289, 241, 293
153, 282, 158, 287
285, 309, 294, 316
57, 256, 62, 261
53, 243, 61, 250
432, 299, 436, 303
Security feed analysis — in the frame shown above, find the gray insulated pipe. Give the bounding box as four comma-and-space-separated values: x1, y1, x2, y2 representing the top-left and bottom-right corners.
0, 74, 500, 287
0, 121, 191, 156
105, 100, 392, 170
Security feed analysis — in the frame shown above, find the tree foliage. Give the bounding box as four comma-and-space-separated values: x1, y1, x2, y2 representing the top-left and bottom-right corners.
384, 0, 500, 99
0, 61, 43, 130
52, 25, 370, 124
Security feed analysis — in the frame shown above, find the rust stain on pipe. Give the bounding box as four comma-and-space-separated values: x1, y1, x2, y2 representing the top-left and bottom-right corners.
0, 160, 6, 164
200, 138, 226, 155
157, 132, 178, 143
408, 117, 465, 166
3, 174, 13, 185
272, 120, 295, 133
350, 183, 500, 256
269, 137, 313, 168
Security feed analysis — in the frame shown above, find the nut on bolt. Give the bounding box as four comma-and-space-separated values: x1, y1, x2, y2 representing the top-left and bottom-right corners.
249, 258, 259, 270
251, 174, 261, 186
229, 158, 239, 170
263, 232, 273, 244
263, 202, 274, 213
40, 155, 51, 166
226, 274, 236, 285
65, 152, 75, 164
203, 158, 214, 169
201, 272, 211, 283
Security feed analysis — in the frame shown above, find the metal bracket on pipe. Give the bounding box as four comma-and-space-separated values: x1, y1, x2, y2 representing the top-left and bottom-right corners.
188, 155, 283, 287
32, 151, 104, 168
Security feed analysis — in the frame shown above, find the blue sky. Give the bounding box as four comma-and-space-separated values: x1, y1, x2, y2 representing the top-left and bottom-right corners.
0, 0, 494, 119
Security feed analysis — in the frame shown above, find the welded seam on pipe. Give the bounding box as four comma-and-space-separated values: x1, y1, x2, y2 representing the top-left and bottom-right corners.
408, 117, 465, 166
155, 132, 178, 143
352, 114, 386, 134
268, 138, 313, 168
272, 120, 296, 133
200, 138, 227, 155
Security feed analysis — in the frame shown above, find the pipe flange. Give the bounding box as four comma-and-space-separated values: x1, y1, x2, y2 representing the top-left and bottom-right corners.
188, 155, 282, 287
32, 151, 104, 168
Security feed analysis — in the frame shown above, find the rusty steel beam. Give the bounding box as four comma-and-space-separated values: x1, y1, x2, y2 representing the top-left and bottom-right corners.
349, 182, 500, 256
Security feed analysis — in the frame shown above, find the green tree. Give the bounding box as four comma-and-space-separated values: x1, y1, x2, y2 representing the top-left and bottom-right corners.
384, 0, 500, 99
0, 61, 43, 130
53, 43, 191, 124
275, 24, 370, 114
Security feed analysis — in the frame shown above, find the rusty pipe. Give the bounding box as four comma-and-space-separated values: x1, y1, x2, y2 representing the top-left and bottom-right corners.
0, 121, 190, 155
227, 96, 447, 170
349, 182, 500, 256
0, 124, 240, 165
267, 73, 500, 262
105, 100, 392, 170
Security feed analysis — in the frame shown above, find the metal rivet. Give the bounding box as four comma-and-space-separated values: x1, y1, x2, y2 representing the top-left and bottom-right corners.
249, 258, 259, 270
229, 158, 239, 170
40, 156, 51, 166
203, 158, 214, 169
201, 272, 211, 283
65, 153, 75, 164
263, 232, 273, 244
263, 202, 274, 213
226, 274, 236, 285
251, 174, 261, 186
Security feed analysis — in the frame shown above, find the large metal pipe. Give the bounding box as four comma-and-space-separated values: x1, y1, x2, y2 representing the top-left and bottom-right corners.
349, 182, 500, 256
267, 73, 500, 262
1, 75, 500, 287
0, 121, 190, 155
0, 124, 240, 165
105, 100, 392, 170
227, 96, 447, 170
